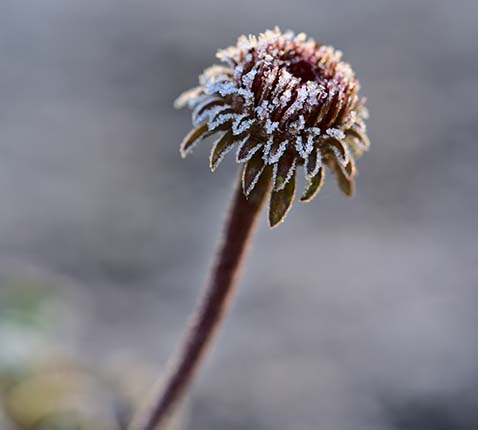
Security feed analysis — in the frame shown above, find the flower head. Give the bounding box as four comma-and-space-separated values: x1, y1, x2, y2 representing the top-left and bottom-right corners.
176, 28, 370, 227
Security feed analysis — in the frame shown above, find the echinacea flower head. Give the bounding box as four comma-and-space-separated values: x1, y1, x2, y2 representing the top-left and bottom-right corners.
175, 28, 370, 227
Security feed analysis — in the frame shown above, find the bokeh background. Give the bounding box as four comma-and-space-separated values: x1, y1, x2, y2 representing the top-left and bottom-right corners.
0, 0, 477, 429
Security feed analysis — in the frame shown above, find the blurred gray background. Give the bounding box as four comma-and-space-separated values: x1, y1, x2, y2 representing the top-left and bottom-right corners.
0, 0, 477, 429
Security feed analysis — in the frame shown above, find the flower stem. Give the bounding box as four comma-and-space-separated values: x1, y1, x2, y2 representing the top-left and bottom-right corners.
132, 169, 271, 430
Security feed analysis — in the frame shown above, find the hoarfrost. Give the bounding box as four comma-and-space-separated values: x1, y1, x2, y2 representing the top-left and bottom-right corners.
236, 140, 263, 163
174, 86, 203, 109
233, 63, 244, 81
331, 146, 348, 166
265, 118, 279, 134
244, 164, 265, 196
199, 66, 231, 87
255, 100, 270, 121
326, 128, 346, 139
208, 112, 238, 131
305, 133, 316, 154
283, 85, 309, 120
192, 97, 224, 125
273, 157, 297, 191
267, 139, 289, 164
304, 149, 323, 179
242, 68, 257, 89
290, 115, 306, 133
232, 114, 255, 135
262, 135, 274, 162
210, 137, 236, 170
295, 135, 306, 158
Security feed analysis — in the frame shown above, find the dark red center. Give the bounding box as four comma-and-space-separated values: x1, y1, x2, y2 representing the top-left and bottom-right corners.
287, 59, 321, 83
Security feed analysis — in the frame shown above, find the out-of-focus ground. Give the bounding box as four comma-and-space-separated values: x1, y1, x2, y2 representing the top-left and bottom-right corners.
0, 0, 477, 429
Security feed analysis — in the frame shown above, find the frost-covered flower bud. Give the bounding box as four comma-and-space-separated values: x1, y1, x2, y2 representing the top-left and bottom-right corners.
176, 27, 370, 227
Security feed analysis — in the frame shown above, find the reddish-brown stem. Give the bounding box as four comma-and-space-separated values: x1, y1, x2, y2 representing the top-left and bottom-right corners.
131, 171, 271, 430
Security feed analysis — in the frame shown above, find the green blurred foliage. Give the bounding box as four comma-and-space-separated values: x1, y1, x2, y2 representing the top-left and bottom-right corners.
0, 273, 129, 430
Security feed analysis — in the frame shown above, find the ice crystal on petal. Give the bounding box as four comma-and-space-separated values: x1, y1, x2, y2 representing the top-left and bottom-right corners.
187, 93, 214, 109
192, 98, 225, 125
232, 114, 255, 135
244, 163, 265, 196
306, 82, 321, 105
305, 149, 323, 179
208, 112, 237, 131
236, 140, 262, 163
331, 146, 347, 166
242, 68, 257, 89
273, 157, 297, 191
282, 159, 297, 190
283, 85, 309, 120
255, 101, 270, 121
262, 136, 274, 162
295, 135, 306, 158
326, 128, 346, 139
174, 87, 203, 109
267, 139, 289, 164
210, 138, 235, 170
290, 115, 306, 133
305, 133, 316, 154
265, 119, 280, 135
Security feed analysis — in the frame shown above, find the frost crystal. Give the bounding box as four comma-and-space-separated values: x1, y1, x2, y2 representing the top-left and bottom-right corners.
290, 115, 306, 132
208, 112, 237, 131
272, 157, 297, 191
262, 136, 274, 162
265, 119, 279, 135
236, 139, 262, 163
242, 68, 257, 89
192, 99, 228, 125
232, 114, 255, 135
267, 139, 289, 164
283, 85, 309, 120
326, 128, 346, 139
331, 146, 348, 166
305, 149, 323, 179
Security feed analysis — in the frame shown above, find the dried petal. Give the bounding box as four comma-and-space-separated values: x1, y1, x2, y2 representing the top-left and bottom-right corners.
236, 137, 263, 162
210, 131, 235, 171
192, 97, 225, 125
304, 147, 322, 178
242, 150, 266, 196
356, 105, 369, 120
347, 127, 370, 150
180, 123, 210, 157
273, 155, 296, 191
334, 162, 354, 196
325, 137, 349, 165
269, 173, 296, 227
300, 166, 325, 202
343, 157, 356, 179
267, 139, 289, 164
343, 135, 365, 158
174, 86, 203, 109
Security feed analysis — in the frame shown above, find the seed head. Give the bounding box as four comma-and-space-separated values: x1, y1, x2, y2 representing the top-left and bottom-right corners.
176, 28, 370, 227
